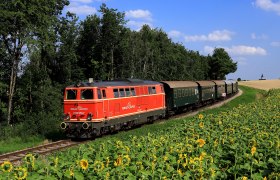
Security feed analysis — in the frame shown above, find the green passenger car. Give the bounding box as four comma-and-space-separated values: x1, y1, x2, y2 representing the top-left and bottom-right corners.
225, 80, 233, 95
212, 80, 226, 99
161, 81, 199, 112
196, 81, 215, 102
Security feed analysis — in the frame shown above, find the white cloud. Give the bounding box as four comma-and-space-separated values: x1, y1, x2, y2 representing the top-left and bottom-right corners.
255, 0, 280, 15
127, 20, 153, 31
126, 10, 153, 21
251, 33, 268, 40
204, 45, 267, 56
185, 30, 234, 42
66, 4, 97, 15
168, 30, 184, 38
271, 41, 280, 46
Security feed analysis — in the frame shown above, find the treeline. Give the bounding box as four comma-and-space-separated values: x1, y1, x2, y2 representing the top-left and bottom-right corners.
0, 2, 236, 138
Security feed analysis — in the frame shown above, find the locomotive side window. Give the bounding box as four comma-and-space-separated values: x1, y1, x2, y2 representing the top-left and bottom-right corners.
66, 89, 77, 100
148, 86, 156, 94
152, 87, 156, 94
113, 89, 119, 98
131, 88, 136, 96
97, 89, 102, 99
125, 88, 131, 96
81, 89, 93, 99
102, 89, 106, 98
120, 88, 125, 97
148, 87, 152, 94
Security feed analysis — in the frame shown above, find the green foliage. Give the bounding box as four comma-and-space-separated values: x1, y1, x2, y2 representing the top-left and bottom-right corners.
208, 48, 237, 80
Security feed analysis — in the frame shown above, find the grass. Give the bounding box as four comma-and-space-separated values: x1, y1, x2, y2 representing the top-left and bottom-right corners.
0, 136, 45, 154
0, 85, 262, 154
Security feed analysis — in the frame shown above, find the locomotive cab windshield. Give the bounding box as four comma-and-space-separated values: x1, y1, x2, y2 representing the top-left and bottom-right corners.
66, 89, 77, 100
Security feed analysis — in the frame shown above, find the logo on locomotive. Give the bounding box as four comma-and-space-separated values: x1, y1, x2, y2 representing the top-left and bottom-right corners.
122, 102, 135, 110
70, 106, 88, 111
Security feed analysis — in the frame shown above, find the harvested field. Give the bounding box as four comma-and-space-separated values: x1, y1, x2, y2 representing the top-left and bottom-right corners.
238, 79, 280, 90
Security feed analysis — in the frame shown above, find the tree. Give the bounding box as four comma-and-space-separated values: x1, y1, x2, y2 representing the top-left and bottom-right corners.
77, 14, 101, 80
99, 3, 126, 80
0, 0, 69, 125
54, 12, 81, 84
208, 48, 237, 80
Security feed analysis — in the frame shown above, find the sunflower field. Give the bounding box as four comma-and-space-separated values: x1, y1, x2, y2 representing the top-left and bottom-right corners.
1, 89, 280, 179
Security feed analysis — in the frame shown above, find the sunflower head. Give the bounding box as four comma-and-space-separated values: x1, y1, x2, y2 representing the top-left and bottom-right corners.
196, 139, 206, 147
198, 114, 204, 120
14, 167, 27, 180
80, 159, 89, 170
114, 156, 122, 167
1, 161, 13, 173
93, 160, 104, 172
251, 146, 257, 156
199, 122, 204, 128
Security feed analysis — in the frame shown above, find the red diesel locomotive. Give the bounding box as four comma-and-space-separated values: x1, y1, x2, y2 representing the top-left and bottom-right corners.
60, 79, 166, 138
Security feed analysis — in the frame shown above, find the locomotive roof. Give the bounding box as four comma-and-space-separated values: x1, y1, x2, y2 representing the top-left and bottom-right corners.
66, 79, 161, 88
196, 81, 216, 87
161, 81, 198, 88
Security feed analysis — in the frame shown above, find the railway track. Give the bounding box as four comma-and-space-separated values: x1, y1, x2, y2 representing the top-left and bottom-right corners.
0, 139, 88, 164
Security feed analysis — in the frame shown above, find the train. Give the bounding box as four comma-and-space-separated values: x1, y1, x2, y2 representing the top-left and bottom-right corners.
60, 79, 238, 138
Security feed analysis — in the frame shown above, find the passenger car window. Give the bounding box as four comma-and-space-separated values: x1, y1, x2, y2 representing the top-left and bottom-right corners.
81, 89, 93, 99
66, 89, 77, 100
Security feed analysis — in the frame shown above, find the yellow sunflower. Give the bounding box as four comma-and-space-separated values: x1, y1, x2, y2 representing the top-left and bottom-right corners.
196, 139, 206, 147
177, 169, 184, 176
93, 160, 104, 172
198, 114, 204, 120
123, 155, 131, 166
199, 122, 204, 128
1, 161, 13, 173
25, 153, 35, 168
14, 167, 27, 180
114, 156, 122, 167
80, 159, 89, 170
251, 146, 257, 156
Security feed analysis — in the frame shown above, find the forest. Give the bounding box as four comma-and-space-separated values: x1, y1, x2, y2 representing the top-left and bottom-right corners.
0, 1, 237, 139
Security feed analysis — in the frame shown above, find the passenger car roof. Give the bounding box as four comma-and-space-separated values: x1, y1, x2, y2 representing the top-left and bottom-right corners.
196, 81, 216, 87
161, 81, 198, 88
212, 80, 225, 86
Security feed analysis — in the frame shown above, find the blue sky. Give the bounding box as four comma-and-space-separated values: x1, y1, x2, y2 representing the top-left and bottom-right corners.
64, 0, 280, 80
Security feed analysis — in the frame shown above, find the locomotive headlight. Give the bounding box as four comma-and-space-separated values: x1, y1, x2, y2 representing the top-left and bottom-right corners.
87, 113, 92, 121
